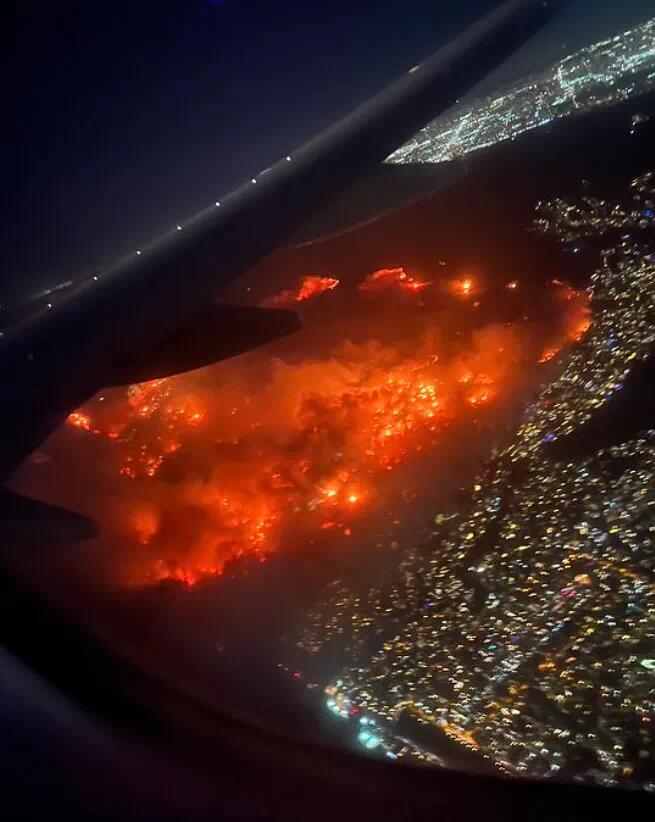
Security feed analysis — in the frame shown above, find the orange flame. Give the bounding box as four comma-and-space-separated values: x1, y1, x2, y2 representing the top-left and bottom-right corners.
450, 276, 478, 298
538, 280, 591, 363
264, 275, 340, 307
358, 267, 429, 296
57, 268, 589, 587
67, 411, 91, 431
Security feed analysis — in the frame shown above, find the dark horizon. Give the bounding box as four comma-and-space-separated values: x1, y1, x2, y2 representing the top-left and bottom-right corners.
7, 0, 653, 303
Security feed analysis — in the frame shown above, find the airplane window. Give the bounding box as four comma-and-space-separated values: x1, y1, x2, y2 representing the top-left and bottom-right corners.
4, 0, 655, 807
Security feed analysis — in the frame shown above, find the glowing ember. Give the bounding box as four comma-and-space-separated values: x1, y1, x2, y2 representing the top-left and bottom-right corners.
450, 276, 477, 298
539, 346, 559, 364
67, 411, 91, 431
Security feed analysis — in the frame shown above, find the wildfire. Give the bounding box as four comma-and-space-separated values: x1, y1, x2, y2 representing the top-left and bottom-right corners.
264, 275, 340, 307
538, 346, 559, 364
450, 276, 477, 298
358, 267, 429, 296
57, 266, 590, 587
67, 411, 92, 431
538, 279, 591, 363
569, 315, 592, 341
466, 386, 494, 407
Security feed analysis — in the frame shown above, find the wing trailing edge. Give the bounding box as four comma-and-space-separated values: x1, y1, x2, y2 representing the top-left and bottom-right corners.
107, 304, 300, 387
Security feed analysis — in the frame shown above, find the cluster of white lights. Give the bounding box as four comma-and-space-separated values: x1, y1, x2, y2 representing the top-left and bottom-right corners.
121, 152, 295, 276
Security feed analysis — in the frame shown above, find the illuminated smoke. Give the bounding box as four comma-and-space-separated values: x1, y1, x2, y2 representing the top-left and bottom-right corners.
55, 268, 590, 587
358, 267, 429, 295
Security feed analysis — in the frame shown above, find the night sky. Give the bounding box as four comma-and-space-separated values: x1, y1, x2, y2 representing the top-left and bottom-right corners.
6, 0, 654, 303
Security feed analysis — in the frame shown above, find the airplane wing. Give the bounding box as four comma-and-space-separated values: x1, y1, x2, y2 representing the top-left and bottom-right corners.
288, 161, 468, 247
0, 0, 564, 483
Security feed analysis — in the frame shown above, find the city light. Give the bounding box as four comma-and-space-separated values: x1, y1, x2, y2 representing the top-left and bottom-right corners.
387, 19, 655, 167
291, 170, 655, 785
